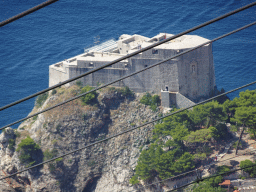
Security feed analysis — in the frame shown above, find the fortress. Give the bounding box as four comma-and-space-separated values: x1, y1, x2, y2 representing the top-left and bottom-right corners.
49, 33, 215, 108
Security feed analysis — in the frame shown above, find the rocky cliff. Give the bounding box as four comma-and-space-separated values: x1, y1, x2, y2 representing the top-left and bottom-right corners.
0, 85, 161, 192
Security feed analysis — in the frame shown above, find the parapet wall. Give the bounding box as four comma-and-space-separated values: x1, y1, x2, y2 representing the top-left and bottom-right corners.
161, 91, 195, 109
176, 93, 195, 109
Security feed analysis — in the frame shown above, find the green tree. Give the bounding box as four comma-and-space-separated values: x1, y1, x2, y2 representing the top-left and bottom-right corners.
172, 152, 195, 174
189, 101, 227, 128
185, 128, 213, 153
16, 136, 40, 166
140, 92, 152, 105
140, 92, 161, 111
193, 181, 226, 192
80, 85, 97, 105
240, 159, 256, 177
208, 124, 229, 141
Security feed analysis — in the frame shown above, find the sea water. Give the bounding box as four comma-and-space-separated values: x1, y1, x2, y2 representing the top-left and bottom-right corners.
0, 0, 255, 128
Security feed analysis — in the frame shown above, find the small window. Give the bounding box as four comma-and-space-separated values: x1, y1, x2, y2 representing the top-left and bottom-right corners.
144, 65, 148, 68
89, 62, 94, 67
152, 49, 158, 54
192, 65, 195, 73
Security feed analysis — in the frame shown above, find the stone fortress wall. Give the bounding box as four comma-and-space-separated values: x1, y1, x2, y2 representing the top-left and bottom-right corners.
49, 33, 215, 108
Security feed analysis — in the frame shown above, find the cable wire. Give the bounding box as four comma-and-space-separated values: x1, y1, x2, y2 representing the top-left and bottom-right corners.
0, 0, 59, 28
1, 1, 256, 111
1, 20, 256, 131
1, 78, 256, 181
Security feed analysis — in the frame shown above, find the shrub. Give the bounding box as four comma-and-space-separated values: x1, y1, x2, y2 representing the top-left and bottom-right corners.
52, 89, 57, 95
8, 139, 15, 150
152, 95, 160, 105
35, 92, 48, 107
140, 92, 161, 111
80, 85, 98, 105
88, 160, 96, 167
140, 92, 152, 105
150, 104, 157, 112
43, 148, 58, 161
43, 148, 61, 172
16, 136, 40, 165
76, 80, 83, 87
49, 163, 56, 172
120, 86, 134, 97
240, 159, 256, 177
129, 175, 139, 185
55, 157, 63, 162
14, 130, 21, 138
33, 115, 38, 121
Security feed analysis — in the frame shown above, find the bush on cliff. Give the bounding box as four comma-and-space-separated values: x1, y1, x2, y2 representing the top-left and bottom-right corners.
80, 85, 98, 105
140, 92, 161, 111
16, 136, 41, 166
35, 92, 48, 107
120, 86, 134, 97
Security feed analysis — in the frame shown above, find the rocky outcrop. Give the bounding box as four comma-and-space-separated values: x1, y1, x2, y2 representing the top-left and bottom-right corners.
0, 86, 160, 192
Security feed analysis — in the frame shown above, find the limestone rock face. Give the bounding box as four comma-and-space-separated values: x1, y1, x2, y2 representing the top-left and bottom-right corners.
0, 87, 159, 192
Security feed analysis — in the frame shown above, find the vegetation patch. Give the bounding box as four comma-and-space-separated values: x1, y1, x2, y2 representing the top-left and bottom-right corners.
43, 148, 58, 161
35, 92, 48, 107
16, 136, 41, 166
52, 89, 57, 95
80, 85, 98, 105
140, 92, 160, 111
8, 139, 15, 150
240, 159, 256, 177
88, 160, 96, 167
43, 148, 62, 172
131, 100, 229, 185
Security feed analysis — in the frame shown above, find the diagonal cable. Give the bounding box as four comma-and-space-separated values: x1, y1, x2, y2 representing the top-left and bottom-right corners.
1, 20, 256, 131
0, 0, 59, 28
1, 78, 256, 181
1, 1, 256, 111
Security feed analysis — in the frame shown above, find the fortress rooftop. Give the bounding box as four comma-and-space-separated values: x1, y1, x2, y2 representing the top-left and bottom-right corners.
51, 33, 210, 70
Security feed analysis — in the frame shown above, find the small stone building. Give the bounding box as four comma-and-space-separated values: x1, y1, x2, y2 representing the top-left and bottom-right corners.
49, 33, 215, 108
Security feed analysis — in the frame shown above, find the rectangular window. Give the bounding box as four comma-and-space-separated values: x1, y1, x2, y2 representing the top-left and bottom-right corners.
152, 49, 158, 54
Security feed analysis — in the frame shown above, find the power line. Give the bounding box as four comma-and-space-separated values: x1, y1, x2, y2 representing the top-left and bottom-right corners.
1, 1, 255, 111
166, 163, 256, 192
1, 20, 256, 131
1, 78, 256, 181
0, 0, 59, 28
135, 143, 256, 191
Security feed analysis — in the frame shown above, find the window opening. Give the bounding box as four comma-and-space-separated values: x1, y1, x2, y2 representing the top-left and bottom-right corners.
152, 49, 158, 54
192, 65, 195, 73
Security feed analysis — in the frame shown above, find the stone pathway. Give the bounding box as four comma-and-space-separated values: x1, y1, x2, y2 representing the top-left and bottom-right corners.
202, 139, 237, 177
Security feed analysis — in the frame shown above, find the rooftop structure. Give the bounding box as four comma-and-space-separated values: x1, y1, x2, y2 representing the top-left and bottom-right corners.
49, 33, 215, 107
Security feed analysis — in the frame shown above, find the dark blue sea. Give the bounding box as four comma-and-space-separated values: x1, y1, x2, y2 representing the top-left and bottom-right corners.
0, 0, 256, 128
